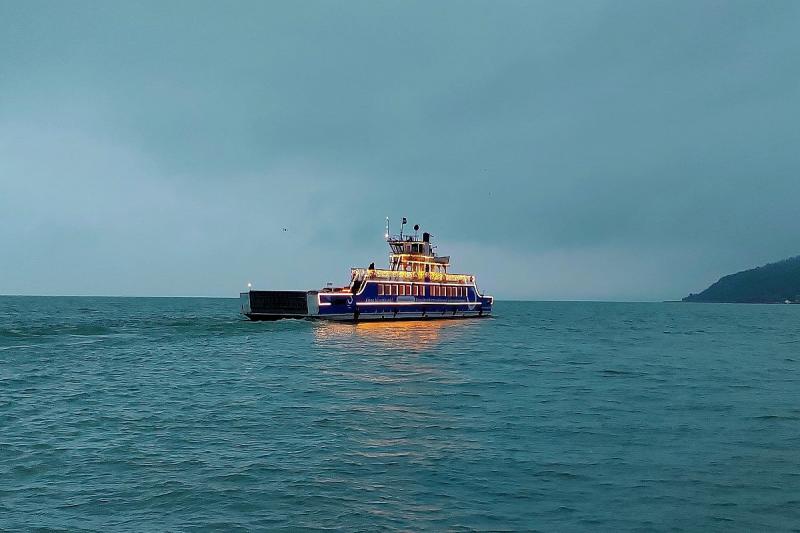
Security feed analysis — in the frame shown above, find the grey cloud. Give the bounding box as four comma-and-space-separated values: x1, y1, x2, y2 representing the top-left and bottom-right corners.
1, 1, 799, 299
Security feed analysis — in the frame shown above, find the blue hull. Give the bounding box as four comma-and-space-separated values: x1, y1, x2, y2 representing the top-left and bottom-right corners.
313, 280, 492, 321
241, 280, 492, 322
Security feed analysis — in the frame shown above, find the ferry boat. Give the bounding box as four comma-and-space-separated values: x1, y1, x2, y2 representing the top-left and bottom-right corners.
240, 218, 493, 321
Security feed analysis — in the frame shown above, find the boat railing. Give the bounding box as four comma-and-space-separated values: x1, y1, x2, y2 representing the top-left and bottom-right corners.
352, 268, 473, 284
389, 253, 450, 265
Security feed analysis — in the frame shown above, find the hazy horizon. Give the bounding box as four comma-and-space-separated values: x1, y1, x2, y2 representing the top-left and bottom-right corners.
2, 1, 799, 301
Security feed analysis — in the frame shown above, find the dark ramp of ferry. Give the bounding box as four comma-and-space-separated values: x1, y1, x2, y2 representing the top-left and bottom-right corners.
240, 290, 309, 320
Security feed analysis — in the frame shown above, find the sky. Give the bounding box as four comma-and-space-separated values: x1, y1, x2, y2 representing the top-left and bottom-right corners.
1, 1, 799, 300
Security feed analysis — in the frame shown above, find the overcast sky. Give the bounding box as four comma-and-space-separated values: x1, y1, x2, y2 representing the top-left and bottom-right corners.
1, 1, 799, 300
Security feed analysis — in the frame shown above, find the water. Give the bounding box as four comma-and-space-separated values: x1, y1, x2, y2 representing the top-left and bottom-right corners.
1, 297, 799, 531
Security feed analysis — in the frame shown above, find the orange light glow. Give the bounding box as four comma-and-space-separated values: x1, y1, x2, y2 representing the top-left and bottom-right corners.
352, 268, 472, 284
313, 318, 475, 350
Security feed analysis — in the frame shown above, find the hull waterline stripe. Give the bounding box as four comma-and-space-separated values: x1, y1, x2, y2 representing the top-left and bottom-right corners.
355, 301, 484, 306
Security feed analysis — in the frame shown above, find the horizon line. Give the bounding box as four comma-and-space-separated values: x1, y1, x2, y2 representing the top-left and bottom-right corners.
0, 293, 676, 303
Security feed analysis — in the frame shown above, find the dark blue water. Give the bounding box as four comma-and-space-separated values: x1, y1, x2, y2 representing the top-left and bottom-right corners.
2, 297, 799, 531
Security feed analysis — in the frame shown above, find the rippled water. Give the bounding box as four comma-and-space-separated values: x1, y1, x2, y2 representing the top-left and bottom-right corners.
1, 297, 799, 531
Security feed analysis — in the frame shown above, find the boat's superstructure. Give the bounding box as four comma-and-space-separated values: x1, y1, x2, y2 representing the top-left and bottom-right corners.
240, 219, 493, 321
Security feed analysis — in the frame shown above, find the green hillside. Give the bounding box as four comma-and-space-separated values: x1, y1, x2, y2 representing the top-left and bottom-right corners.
684, 256, 800, 303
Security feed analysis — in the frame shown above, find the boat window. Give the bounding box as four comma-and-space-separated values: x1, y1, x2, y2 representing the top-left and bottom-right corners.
393, 285, 399, 296
406, 284, 411, 295
412, 285, 418, 296
378, 284, 384, 296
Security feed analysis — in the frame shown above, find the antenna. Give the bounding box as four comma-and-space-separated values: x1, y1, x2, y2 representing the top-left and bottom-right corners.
385, 217, 390, 240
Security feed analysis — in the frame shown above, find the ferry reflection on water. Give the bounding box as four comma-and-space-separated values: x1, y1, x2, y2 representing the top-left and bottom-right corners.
313, 318, 477, 351
312, 319, 481, 390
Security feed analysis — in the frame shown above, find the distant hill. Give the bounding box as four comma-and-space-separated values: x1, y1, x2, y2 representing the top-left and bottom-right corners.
684, 256, 800, 303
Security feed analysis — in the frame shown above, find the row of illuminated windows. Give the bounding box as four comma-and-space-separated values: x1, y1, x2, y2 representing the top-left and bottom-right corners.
377, 283, 419, 296
432, 285, 467, 298
376, 283, 469, 298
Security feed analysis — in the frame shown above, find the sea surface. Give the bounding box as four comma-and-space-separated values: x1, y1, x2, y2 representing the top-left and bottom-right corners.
1, 297, 799, 531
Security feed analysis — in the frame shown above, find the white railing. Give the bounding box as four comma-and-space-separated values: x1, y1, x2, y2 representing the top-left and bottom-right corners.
352, 268, 473, 284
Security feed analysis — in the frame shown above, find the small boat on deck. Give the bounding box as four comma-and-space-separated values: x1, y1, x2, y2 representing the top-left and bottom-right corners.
240, 218, 493, 321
